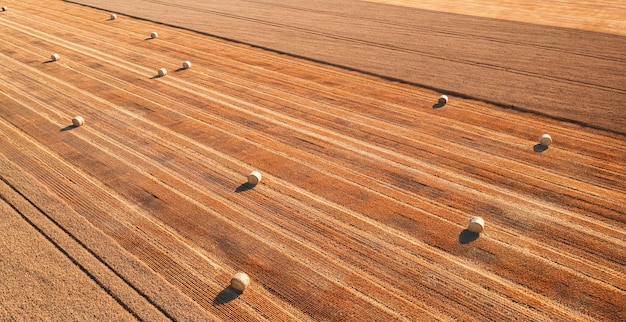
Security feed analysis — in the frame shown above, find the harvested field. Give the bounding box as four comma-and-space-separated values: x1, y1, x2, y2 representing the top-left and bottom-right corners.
1, 0, 625, 321
64, 0, 626, 135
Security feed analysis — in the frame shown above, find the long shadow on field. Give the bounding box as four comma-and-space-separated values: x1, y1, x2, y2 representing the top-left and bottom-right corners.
213, 286, 241, 305
150, 74, 164, 79
235, 182, 255, 193
459, 229, 480, 244
432, 102, 445, 109
60, 124, 78, 131
533, 144, 549, 153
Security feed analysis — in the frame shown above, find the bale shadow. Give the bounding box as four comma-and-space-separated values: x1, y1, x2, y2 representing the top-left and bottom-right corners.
533, 144, 549, 153
235, 182, 255, 193
174, 67, 186, 72
43, 59, 55, 64
150, 74, 164, 79
60, 124, 77, 131
432, 102, 445, 109
459, 229, 480, 244
213, 286, 241, 305
144, 37, 154, 41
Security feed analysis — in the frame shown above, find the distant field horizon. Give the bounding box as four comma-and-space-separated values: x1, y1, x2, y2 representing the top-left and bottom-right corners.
366, 0, 626, 36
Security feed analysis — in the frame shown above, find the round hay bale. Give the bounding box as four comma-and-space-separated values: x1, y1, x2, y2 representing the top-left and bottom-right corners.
247, 171, 262, 185
150, 31, 158, 39
467, 216, 485, 233
182, 60, 192, 69
539, 134, 552, 146
157, 68, 167, 77
72, 116, 85, 127
230, 272, 250, 293
438, 95, 449, 105
51, 53, 60, 61
110, 13, 117, 20
2, 6, 8, 11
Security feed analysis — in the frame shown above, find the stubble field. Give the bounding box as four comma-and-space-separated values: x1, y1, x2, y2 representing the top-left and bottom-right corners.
1, 0, 624, 320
